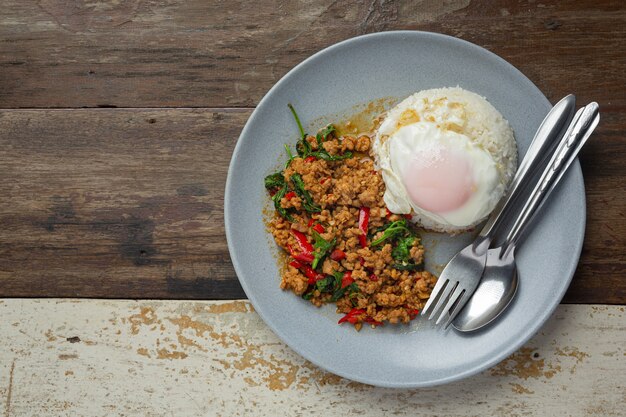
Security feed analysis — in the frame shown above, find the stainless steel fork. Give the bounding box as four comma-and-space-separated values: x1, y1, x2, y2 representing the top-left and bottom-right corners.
420, 95, 577, 327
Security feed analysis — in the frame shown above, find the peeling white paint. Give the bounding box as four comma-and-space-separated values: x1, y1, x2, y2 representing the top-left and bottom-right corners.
0, 300, 623, 416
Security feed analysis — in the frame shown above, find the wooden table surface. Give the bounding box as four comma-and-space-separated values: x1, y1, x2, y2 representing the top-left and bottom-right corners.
0, 1, 625, 415
0, 0, 624, 303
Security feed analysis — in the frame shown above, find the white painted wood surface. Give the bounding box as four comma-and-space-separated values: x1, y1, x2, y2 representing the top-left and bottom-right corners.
0, 300, 623, 417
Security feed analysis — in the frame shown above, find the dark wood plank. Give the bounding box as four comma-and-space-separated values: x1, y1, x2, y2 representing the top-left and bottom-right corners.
0, 0, 624, 108
0, 108, 247, 299
570, 110, 626, 304
0, 109, 624, 302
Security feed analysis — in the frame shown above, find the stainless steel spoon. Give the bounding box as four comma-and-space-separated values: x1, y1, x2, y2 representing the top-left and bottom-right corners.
453, 102, 600, 332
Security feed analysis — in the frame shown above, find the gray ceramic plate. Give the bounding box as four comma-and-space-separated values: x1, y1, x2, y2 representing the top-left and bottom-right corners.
224, 31, 585, 388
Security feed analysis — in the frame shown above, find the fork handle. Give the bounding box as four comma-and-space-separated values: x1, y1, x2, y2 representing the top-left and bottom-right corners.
477, 95, 576, 246
503, 103, 600, 252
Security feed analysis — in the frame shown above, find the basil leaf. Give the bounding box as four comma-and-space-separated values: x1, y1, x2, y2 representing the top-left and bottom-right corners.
316, 124, 336, 144
393, 262, 424, 271
312, 149, 353, 161
315, 275, 336, 294
391, 236, 416, 263
271, 184, 293, 221
331, 282, 359, 302
287, 106, 349, 162
371, 219, 411, 246
295, 137, 312, 158
290, 173, 321, 213
311, 231, 336, 270
264, 172, 285, 190
288, 103, 306, 139
284, 144, 295, 168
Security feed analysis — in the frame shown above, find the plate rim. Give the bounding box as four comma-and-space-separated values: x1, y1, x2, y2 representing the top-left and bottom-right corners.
224, 30, 586, 388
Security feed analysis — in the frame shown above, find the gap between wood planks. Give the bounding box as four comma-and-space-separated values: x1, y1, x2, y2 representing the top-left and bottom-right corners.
0, 107, 254, 111
0, 106, 625, 112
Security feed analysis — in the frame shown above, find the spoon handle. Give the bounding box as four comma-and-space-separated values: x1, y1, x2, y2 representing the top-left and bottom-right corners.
503, 103, 600, 251
478, 95, 576, 245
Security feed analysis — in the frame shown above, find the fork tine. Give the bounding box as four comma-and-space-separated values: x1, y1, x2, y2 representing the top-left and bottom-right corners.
421, 277, 449, 316
435, 285, 465, 325
443, 290, 471, 329
428, 281, 458, 321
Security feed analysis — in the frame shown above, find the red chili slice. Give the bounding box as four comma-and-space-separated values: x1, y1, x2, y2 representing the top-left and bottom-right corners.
364, 317, 383, 326
358, 207, 370, 247
370, 274, 378, 282
286, 244, 314, 263
304, 156, 316, 163
289, 260, 303, 269
408, 309, 420, 319
341, 271, 354, 288
291, 230, 314, 254
303, 267, 324, 284
285, 191, 296, 200
312, 223, 325, 234
338, 308, 366, 325
383, 210, 412, 220
330, 249, 346, 261
307, 218, 315, 227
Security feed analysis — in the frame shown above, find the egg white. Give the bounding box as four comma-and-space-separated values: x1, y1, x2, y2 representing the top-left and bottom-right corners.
372, 88, 517, 233
378, 122, 502, 231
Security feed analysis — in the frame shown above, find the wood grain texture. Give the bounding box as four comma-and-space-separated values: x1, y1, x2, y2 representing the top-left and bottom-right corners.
0, 300, 624, 416
0, 0, 624, 302
0, 109, 624, 302
0, 109, 247, 299
0, 0, 624, 109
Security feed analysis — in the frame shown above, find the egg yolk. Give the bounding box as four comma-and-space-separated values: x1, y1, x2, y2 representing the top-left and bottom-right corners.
402, 147, 474, 213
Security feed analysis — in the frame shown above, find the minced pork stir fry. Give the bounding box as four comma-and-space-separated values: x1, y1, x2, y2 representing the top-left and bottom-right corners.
264, 105, 436, 330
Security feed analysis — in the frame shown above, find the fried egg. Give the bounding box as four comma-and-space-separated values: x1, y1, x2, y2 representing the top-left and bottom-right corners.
373, 87, 517, 233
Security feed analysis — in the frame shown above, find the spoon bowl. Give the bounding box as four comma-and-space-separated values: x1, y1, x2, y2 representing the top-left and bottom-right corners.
452, 247, 518, 332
